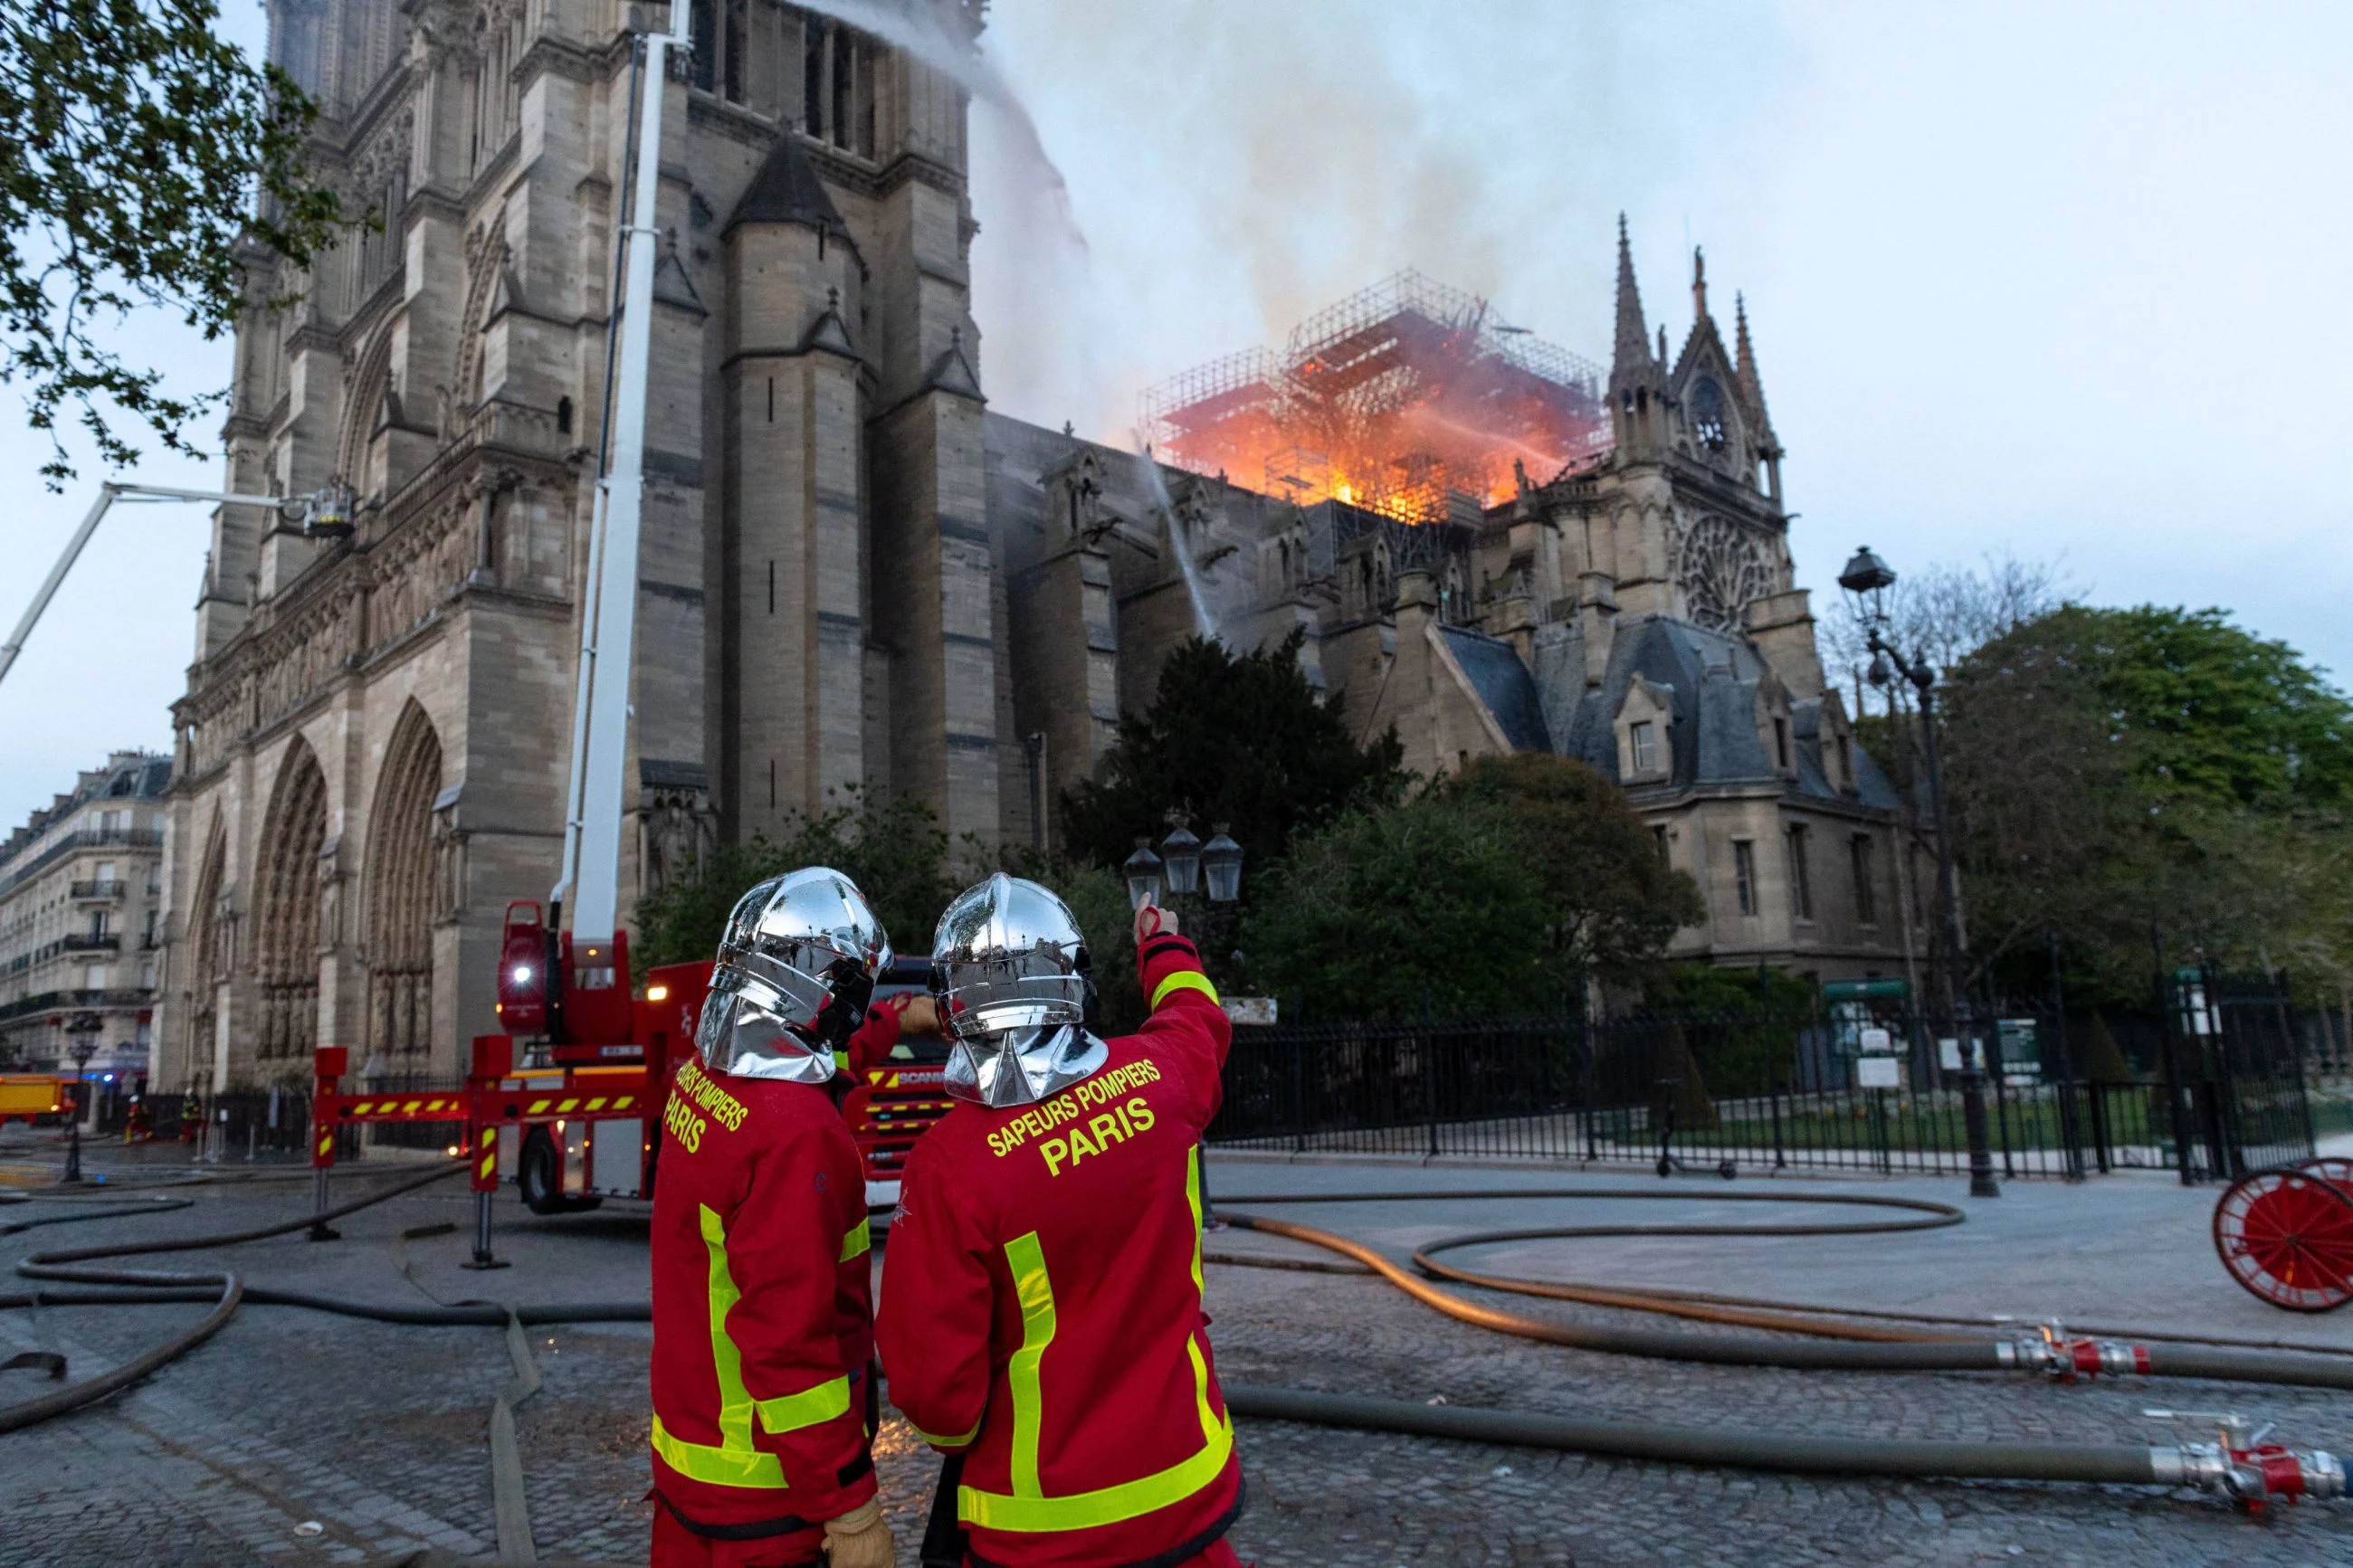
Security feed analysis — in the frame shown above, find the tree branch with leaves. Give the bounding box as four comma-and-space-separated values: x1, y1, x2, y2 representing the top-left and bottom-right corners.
0, 0, 344, 485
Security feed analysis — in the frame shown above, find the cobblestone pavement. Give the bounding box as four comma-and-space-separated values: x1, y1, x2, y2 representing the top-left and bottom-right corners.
3, 1132, 2350, 1566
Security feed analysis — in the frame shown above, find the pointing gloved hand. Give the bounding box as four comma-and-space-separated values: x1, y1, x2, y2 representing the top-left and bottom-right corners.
822, 1497, 895, 1568
890, 992, 942, 1039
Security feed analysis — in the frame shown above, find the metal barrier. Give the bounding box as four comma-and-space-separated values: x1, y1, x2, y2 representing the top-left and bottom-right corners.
1209, 1009, 2320, 1181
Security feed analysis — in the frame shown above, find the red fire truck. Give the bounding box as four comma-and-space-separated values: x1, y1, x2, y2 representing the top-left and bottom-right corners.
310, 934, 956, 1230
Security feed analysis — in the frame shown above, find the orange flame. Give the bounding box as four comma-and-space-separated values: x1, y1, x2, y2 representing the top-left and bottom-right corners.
1148, 277, 1610, 525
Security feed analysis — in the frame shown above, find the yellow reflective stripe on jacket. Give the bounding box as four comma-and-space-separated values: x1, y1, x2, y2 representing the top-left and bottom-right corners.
839, 1219, 872, 1262
651, 1414, 786, 1488
1181, 1155, 1223, 1448
755, 1375, 851, 1434
959, 1419, 1234, 1534
1150, 970, 1218, 1011
958, 1161, 1234, 1533
665, 1203, 843, 1488
910, 1415, 982, 1449
1003, 1231, 1056, 1497
700, 1203, 762, 1460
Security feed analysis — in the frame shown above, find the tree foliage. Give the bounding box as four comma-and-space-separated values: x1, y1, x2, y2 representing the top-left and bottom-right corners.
0, 0, 345, 483
1443, 753, 1703, 987
1239, 792, 1554, 1020
1062, 631, 1405, 872
1941, 603, 2353, 1003
634, 788, 978, 969
1240, 754, 1705, 1021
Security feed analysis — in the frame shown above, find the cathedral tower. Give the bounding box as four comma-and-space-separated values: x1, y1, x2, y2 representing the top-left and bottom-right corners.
159, 0, 996, 1091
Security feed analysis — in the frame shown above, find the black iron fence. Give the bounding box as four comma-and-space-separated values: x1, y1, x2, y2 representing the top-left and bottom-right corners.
1209, 996, 2328, 1183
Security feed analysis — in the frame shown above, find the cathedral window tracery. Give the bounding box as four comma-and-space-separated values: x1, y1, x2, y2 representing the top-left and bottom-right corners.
1676, 515, 1772, 634
1689, 375, 1729, 452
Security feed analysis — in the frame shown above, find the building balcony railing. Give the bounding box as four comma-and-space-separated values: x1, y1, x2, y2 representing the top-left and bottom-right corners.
71, 879, 127, 899
0, 828, 163, 899
61, 932, 119, 952
0, 986, 150, 1024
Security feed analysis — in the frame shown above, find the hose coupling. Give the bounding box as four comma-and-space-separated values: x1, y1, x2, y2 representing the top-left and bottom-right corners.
2146, 1410, 2347, 1512
2010, 1326, 2149, 1383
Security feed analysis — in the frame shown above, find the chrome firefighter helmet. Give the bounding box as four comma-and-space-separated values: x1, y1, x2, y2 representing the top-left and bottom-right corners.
695, 866, 890, 1083
931, 872, 1108, 1107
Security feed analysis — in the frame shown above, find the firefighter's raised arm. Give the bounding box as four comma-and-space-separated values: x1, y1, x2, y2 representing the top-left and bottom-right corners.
1130, 902, 1234, 1124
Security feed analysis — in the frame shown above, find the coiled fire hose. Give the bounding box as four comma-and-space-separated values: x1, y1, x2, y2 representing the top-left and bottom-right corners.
6, 1174, 2349, 1511
1208, 1188, 2351, 1507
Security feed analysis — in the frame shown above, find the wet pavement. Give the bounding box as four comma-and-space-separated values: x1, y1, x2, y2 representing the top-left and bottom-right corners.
3, 1126, 2349, 1566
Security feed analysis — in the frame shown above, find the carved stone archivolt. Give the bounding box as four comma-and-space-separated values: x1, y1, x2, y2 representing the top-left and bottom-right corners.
364, 703, 443, 1061
252, 742, 329, 1063
184, 821, 232, 1084
454, 217, 509, 410
1674, 514, 1774, 635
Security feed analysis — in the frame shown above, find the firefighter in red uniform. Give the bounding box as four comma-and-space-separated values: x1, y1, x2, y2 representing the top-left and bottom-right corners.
650, 867, 909, 1568
879, 874, 1243, 1568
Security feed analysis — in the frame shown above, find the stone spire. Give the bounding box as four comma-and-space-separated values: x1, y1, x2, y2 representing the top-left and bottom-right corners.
1608, 215, 1669, 460
1734, 291, 1768, 422
1610, 213, 1652, 381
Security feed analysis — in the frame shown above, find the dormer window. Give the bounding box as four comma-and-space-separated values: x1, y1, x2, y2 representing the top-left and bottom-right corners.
1630, 721, 1658, 774
1773, 716, 1791, 771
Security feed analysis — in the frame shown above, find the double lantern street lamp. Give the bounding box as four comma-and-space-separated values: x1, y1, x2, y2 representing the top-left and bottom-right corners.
1123, 817, 1244, 913
62, 1012, 103, 1184
1837, 546, 1998, 1200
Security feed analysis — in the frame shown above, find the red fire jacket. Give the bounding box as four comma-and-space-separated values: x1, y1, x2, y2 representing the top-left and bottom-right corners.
878, 934, 1240, 1568
647, 1003, 902, 1542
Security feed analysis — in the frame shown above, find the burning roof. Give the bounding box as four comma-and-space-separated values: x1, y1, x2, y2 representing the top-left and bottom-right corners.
1141, 271, 1611, 525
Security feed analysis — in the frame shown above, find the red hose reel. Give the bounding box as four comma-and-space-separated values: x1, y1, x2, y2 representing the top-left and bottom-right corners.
2213, 1157, 2353, 1312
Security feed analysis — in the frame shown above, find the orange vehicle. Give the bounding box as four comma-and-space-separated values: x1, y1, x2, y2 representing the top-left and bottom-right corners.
0, 1075, 71, 1126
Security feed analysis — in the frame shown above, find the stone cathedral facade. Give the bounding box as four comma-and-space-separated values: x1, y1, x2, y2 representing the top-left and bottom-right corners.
157, 0, 1911, 1093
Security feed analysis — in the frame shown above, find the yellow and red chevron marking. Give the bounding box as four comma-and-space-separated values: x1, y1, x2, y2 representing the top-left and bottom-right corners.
515, 1093, 638, 1119
474, 1124, 500, 1188
337, 1095, 467, 1122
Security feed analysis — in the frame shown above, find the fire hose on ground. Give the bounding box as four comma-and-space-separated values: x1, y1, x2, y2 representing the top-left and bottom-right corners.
1205, 1187, 2350, 1511
2, 1174, 2349, 1517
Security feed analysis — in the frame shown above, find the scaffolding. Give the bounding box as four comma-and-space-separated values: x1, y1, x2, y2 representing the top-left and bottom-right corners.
1142, 271, 1611, 525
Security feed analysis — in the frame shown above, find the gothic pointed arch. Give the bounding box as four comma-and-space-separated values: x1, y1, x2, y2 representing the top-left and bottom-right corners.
337, 326, 395, 499
363, 701, 443, 1064
252, 740, 329, 1066
185, 813, 230, 1087
453, 215, 510, 410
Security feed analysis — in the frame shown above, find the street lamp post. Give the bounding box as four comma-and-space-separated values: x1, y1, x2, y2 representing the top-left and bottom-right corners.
62, 1013, 102, 1183
1125, 813, 1243, 916
1838, 546, 1998, 1201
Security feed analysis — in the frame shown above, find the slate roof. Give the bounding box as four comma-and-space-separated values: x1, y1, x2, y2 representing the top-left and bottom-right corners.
1439, 624, 1551, 751
1527, 614, 1899, 811
728, 135, 849, 235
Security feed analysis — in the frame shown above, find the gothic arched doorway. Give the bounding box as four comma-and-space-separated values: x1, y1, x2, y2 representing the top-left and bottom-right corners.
185, 819, 228, 1089
364, 705, 442, 1069
252, 742, 328, 1070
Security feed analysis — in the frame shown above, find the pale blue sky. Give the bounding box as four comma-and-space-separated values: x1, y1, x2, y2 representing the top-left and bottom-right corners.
5, 0, 2349, 826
